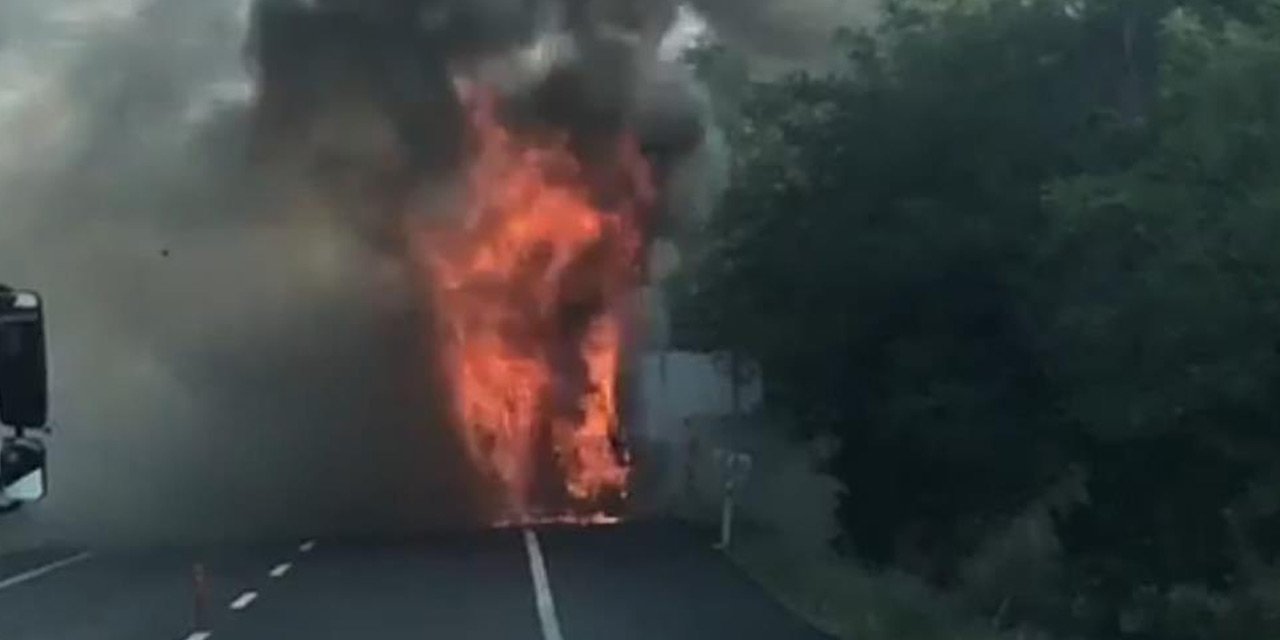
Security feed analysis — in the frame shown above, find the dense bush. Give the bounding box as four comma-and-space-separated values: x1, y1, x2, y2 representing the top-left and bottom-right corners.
672, 0, 1280, 632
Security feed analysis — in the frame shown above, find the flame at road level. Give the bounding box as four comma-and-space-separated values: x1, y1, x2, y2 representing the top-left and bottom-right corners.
411, 93, 653, 521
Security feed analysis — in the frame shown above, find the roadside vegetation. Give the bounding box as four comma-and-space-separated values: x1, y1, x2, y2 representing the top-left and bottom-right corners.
671, 1, 1280, 637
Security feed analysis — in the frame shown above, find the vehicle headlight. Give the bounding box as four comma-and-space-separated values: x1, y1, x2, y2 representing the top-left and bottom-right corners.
12, 292, 39, 310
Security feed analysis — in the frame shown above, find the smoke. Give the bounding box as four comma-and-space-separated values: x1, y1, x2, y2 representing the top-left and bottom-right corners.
0, 0, 476, 544
690, 0, 878, 63
247, 0, 878, 253
0, 0, 868, 545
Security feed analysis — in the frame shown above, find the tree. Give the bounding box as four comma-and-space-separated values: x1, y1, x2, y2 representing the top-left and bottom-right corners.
1042, 7, 1280, 631
674, 0, 1280, 632
675, 0, 1111, 577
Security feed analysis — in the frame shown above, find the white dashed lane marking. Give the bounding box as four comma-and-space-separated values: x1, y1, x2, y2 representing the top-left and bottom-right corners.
0, 552, 93, 592
523, 529, 565, 640
229, 591, 258, 611
298, 540, 316, 553
269, 562, 291, 578
182, 632, 212, 640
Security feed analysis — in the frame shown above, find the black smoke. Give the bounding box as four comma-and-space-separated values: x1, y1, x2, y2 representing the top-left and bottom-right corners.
247, 1, 712, 236
0, 0, 869, 545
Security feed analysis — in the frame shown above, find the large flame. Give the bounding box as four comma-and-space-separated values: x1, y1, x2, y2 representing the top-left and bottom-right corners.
410, 91, 653, 522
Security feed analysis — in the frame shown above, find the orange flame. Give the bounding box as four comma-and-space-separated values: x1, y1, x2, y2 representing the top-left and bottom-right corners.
410, 92, 653, 522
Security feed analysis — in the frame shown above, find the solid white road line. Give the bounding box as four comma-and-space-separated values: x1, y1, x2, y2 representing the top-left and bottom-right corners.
298, 540, 316, 553
269, 562, 291, 578
182, 632, 212, 640
0, 551, 93, 591
229, 591, 259, 611
522, 529, 565, 640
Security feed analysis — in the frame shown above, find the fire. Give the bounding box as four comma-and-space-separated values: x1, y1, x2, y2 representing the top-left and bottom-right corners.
410, 91, 653, 522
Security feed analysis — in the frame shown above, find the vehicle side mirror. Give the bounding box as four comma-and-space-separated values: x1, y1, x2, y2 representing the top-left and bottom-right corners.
1, 437, 46, 505
0, 290, 48, 428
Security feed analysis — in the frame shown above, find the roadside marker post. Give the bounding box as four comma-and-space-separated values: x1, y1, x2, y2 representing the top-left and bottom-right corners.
712, 449, 753, 551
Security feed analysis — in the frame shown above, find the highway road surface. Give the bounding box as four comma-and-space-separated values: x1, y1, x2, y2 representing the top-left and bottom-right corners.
0, 521, 830, 639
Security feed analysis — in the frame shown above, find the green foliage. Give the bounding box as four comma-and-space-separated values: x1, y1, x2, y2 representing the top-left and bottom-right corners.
672, 0, 1280, 633
1043, 3, 1280, 440
677, 0, 1112, 575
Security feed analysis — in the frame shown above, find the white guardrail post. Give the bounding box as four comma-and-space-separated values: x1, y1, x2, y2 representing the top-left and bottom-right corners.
712, 448, 753, 551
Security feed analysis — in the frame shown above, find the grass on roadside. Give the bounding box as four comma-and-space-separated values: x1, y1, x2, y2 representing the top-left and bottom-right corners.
724, 527, 1010, 640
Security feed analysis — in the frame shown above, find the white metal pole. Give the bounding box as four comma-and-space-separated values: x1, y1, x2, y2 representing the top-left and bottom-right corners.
716, 490, 734, 550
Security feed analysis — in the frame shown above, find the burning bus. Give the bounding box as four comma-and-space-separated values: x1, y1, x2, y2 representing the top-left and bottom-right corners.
247, 0, 710, 524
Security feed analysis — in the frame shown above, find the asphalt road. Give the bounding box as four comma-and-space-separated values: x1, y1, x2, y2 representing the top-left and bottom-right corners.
0, 521, 829, 640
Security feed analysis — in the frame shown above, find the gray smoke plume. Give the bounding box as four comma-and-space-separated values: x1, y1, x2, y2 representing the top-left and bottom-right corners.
0, 0, 870, 546
247, 0, 877, 255
690, 0, 878, 63
0, 0, 477, 545
247, 0, 712, 239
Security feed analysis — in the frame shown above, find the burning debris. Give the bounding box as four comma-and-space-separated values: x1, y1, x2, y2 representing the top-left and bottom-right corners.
248, 0, 712, 523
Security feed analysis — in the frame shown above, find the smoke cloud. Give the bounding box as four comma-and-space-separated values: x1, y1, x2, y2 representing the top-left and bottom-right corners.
0, 0, 870, 546
0, 0, 477, 545
690, 0, 878, 63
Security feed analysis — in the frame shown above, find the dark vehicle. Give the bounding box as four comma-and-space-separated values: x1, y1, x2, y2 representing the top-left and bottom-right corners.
0, 285, 49, 513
